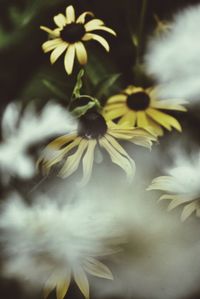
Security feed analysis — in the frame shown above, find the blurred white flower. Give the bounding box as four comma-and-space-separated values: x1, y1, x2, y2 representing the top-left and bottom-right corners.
148, 152, 200, 221
145, 4, 200, 102
0, 102, 77, 181
0, 192, 124, 299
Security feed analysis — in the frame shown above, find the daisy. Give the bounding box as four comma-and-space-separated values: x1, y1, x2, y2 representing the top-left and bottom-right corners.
103, 85, 186, 136
0, 194, 124, 299
40, 5, 116, 75
38, 110, 156, 185
147, 155, 200, 221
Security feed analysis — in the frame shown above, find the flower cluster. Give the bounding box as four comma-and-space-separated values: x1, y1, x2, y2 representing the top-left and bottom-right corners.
2, 2, 200, 299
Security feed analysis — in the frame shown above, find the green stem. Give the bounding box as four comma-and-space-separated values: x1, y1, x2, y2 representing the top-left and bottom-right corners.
135, 0, 148, 66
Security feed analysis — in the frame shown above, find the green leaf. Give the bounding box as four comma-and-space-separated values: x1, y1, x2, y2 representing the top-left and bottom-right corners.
72, 69, 85, 99
72, 98, 100, 118
42, 79, 67, 99
95, 73, 121, 99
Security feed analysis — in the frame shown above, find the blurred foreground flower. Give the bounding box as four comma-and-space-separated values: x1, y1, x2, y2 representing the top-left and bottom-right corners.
104, 86, 186, 136
145, 4, 200, 101
0, 102, 76, 182
0, 194, 124, 299
40, 5, 116, 75
38, 110, 156, 185
147, 154, 200, 221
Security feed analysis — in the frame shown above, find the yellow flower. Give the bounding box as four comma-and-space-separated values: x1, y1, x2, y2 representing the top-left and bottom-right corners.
44, 256, 113, 299
103, 86, 187, 136
40, 5, 116, 75
147, 176, 200, 221
38, 110, 156, 185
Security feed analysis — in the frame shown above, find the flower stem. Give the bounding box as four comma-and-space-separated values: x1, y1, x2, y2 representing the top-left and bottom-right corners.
136, 0, 148, 65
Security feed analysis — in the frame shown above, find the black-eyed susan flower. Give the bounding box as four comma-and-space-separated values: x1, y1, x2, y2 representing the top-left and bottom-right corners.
38, 110, 156, 185
147, 165, 200, 221
103, 86, 186, 136
40, 5, 116, 75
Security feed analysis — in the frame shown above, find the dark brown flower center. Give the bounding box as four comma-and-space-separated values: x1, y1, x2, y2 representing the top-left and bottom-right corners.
60, 23, 86, 43
126, 91, 150, 111
78, 111, 108, 139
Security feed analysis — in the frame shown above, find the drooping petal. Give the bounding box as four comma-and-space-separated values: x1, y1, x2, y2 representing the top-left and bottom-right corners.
42, 38, 63, 53
66, 5, 75, 23
56, 269, 71, 299
83, 257, 113, 280
73, 267, 89, 299
87, 25, 116, 36
54, 13, 66, 28
151, 100, 187, 112
82, 33, 110, 51
79, 140, 97, 186
99, 135, 135, 181
76, 11, 94, 24
147, 108, 182, 131
44, 273, 58, 299
147, 176, 177, 192
181, 202, 197, 221
59, 139, 88, 178
40, 26, 60, 37
84, 19, 104, 31
146, 116, 164, 136
38, 136, 80, 174
50, 43, 68, 64
64, 45, 76, 75
75, 42, 88, 65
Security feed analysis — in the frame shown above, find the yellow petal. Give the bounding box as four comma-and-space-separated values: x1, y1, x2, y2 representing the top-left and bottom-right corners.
73, 267, 89, 299
147, 176, 176, 191
83, 257, 113, 280
79, 140, 97, 186
103, 103, 126, 112
106, 94, 127, 104
38, 136, 80, 174
146, 116, 164, 136
64, 45, 76, 75
56, 270, 71, 299
50, 43, 68, 64
181, 202, 197, 222
66, 5, 75, 23
151, 100, 187, 112
99, 135, 135, 181
136, 111, 149, 128
54, 13, 66, 28
118, 111, 136, 126
84, 19, 104, 31
75, 42, 88, 65
104, 107, 127, 121
76, 11, 94, 24
147, 108, 182, 131
42, 38, 63, 53
59, 139, 88, 178
83, 33, 110, 51
40, 26, 60, 37
87, 25, 116, 36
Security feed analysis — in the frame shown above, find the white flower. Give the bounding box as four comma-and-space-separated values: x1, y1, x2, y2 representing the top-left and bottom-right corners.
0, 102, 76, 181
148, 152, 200, 221
145, 4, 200, 102
0, 193, 124, 299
